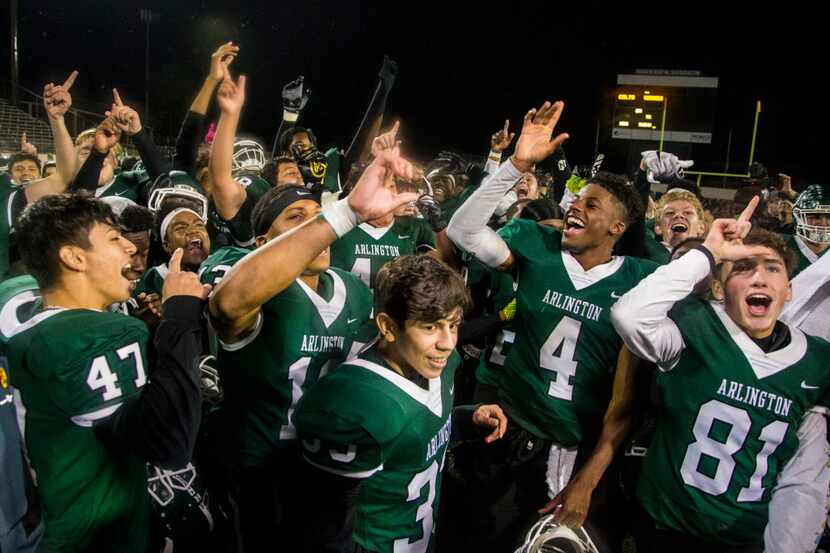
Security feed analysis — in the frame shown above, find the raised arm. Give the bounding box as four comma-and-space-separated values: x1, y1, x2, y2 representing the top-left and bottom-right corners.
109, 89, 170, 179
486, 119, 515, 174
174, 42, 238, 172
447, 101, 568, 270
208, 64, 248, 220
611, 198, 761, 368
210, 149, 418, 340
25, 71, 80, 202
71, 117, 122, 193
343, 55, 398, 169
270, 76, 309, 157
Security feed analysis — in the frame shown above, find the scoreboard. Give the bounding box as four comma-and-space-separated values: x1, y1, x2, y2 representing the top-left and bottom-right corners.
611, 71, 718, 144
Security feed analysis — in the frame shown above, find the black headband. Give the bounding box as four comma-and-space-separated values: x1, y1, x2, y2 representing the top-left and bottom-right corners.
252, 185, 321, 237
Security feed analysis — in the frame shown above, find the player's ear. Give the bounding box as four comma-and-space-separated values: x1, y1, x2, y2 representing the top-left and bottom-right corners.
375, 312, 398, 343
58, 244, 86, 273
255, 235, 268, 248
653, 221, 663, 238
610, 219, 627, 238
711, 273, 725, 301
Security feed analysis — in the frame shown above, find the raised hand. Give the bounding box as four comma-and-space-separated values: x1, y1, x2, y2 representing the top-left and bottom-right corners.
162, 248, 212, 302
94, 117, 122, 154
371, 120, 401, 158
106, 89, 142, 136
378, 55, 399, 89
43, 70, 78, 119
282, 76, 310, 113
472, 404, 507, 443
490, 119, 515, 153
209, 41, 239, 82
217, 64, 246, 115
20, 132, 37, 156
703, 196, 764, 263
347, 149, 419, 222
512, 101, 569, 172
640, 150, 694, 181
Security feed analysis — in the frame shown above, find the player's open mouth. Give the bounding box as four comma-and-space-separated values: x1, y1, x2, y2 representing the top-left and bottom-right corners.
745, 293, 772, 316
122, 264, 139, 291
515, 185, 529, 199
671, 222, 689, 233
186, 238, 204, 253
564, 214, 586, 237
427, 356, 448, 370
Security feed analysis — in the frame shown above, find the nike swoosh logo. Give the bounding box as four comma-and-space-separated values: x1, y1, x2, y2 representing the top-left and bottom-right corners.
112, 191, 128, 197
398, 235, 411, 239
449, 385, 454, 395
0, 394, 13, 406
347, 318, 358, 324
801, 381, 821, 390
296, 191, 311, 196
610, 292, 621, 299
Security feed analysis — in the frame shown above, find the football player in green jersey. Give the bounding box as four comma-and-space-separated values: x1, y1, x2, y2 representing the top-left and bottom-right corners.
7, 194, 209, 552
208, 76, 419, 548
612, 198, 830, 552
294, 254, 508, 553
785, 184, 830, 277
1, 71, 80, 281
209, 64, 303, 248
135, 185, 211, 300
447, 100, 657, 551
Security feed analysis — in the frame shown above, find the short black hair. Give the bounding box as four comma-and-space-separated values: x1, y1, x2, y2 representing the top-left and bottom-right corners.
587, 171, 643, 226
375, 255, 472, 327
8, 153, 41, 172
16, 194, 115, 290
119, 205, 155, 234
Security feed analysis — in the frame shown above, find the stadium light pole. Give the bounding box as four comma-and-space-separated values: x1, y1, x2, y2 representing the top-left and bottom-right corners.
10, 0, 19, 107
140, 8, 157, 130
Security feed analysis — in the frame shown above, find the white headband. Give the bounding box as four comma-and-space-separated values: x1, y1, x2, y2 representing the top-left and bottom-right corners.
160, 208, 203, 240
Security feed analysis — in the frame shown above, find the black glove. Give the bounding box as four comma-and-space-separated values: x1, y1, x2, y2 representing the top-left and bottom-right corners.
378, 55, 399, 89
283, 76, 311, 113
417, 193, 445, 232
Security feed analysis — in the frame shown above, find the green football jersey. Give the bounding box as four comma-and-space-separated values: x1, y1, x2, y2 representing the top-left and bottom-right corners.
7, 308, 152, 552
644, 222, 672, 265
473, 267, 517, 388
783, 233, 828, 278
0, 275, 41, 348
637, 298, 830, 545
295, 346, 460, 553
497, 219, 658, 446
95, 170, 152, 203
215, 172, 272, 248
0, 172, 14, 194
0, 187, 27, 282
330, 217, 436, 290
204, 246, 374, 469
133, 263, 168, 298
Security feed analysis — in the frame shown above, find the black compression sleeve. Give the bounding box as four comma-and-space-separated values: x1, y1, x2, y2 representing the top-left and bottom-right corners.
458, 313, 505, 345
71, 149, 106, 193
174, 111, 205, 173
94, 296, 204, 469
132, 128, 172, 180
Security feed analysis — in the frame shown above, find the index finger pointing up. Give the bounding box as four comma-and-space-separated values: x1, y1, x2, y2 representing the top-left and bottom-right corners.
168, 247, 184, 273
738, 195, 760, 224
62, 70, 79, 90
112, 88, 124, 107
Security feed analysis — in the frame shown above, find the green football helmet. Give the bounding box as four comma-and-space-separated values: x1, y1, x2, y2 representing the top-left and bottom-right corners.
793, 184, 830, 244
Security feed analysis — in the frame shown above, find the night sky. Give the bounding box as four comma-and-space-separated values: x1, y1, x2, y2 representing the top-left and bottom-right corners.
2, 1, 826, 184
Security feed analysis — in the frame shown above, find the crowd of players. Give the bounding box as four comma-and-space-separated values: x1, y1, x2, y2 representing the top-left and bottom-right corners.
1, 42, 830, 553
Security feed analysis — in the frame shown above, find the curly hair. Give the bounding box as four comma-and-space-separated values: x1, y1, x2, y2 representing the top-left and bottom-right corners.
587, 171, 643, 226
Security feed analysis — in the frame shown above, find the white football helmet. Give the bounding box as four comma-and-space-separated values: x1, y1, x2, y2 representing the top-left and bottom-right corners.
232, 139, 266, 176
515, 515, 600, 553
793, 184, 830, 244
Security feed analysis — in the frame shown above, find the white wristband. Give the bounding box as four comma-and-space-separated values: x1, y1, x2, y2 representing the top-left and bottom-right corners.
283, 110, 300, 122
488, 150, 502, 161
322, 199, 360, 238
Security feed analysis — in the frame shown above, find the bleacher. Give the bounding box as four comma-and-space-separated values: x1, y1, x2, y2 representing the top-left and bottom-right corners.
0, 97, 55, 154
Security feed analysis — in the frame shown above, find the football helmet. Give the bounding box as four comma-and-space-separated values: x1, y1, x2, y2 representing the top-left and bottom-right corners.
147, 171, 208, 220
232, 138, 266, 176
793, 184, 830, 244
515, 515, 600, 553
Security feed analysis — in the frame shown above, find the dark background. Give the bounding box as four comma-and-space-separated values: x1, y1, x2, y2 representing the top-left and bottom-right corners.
1, 1, 824, 183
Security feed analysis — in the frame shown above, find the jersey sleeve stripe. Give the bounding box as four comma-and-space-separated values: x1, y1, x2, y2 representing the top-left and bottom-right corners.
303, 455, 384, 479
217, 312, 264, 352
70, 403, 123, 427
